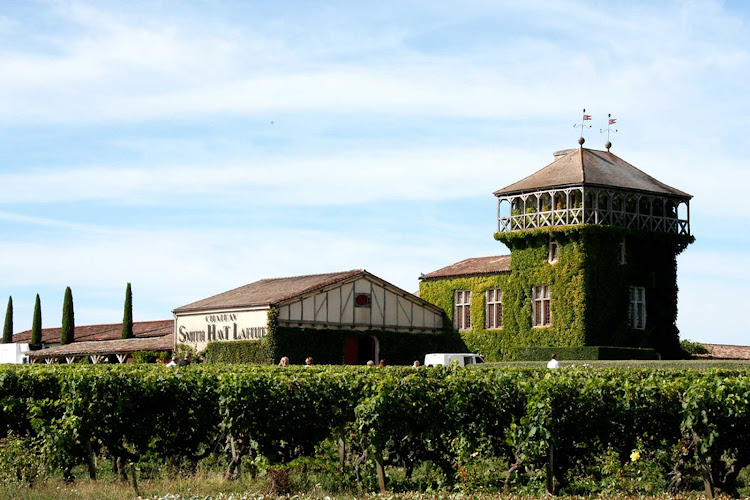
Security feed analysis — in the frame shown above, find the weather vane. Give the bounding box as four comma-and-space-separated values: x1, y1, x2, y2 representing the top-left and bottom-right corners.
574, 108, 592, 144
600, 113, 618, 152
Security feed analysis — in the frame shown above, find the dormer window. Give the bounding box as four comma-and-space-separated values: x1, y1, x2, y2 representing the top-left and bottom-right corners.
548, 238, 558, 263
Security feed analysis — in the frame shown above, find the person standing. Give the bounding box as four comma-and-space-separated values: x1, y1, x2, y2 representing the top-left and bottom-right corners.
547, 353, 560, 369
178, 353, 192, 367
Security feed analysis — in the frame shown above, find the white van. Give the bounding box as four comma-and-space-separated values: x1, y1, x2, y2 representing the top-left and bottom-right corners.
423, 353, 484, 367
0, 343, 31, 364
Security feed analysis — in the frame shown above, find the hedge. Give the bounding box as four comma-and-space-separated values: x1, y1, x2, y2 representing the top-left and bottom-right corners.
516, 346, 659, 361
203, 338, 273, 364
1, 365, 748, 496
131, 350, 171, 364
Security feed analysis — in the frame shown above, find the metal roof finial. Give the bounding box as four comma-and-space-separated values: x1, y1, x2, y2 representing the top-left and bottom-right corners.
600, 113, 618, 152
574, 108, 592, 147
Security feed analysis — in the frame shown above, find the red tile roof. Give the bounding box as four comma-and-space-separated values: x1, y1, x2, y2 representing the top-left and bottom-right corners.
699, 344, 750, 360
13, 319, 173, 345
493, 148, 691, 198
173, 270, 366, 313
26, 334, 173, 358
421, 255, 511, 280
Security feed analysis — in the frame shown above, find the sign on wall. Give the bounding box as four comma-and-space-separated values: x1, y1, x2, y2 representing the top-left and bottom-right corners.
175, 309, 269, 352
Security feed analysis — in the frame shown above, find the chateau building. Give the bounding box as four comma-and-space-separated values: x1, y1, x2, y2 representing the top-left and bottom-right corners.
420, 142, 693, 360
8, 141, 695, 364
173, 269, 451, 365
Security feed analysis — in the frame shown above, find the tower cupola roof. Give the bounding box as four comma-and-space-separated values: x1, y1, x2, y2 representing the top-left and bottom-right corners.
493, 148, 691, 199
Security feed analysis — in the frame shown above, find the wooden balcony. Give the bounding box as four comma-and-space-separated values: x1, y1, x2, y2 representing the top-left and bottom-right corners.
497, 187, 690, 236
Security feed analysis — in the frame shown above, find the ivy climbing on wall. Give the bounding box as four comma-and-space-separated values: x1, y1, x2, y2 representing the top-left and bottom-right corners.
420, 225, 693, 360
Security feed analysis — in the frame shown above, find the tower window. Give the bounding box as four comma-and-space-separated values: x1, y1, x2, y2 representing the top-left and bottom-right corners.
619, 240, 627, 265
629, 287, 646, 330
549, 238, 558, 263
532, 285, 551, 327
485, 288, 503, 329
454, 290, 472, 331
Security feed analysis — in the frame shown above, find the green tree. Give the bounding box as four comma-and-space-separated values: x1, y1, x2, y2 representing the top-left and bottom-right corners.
61, 287, 74, 346
121, 283, 133, 339
2, 296, 12, 344
31, 294, 42, 344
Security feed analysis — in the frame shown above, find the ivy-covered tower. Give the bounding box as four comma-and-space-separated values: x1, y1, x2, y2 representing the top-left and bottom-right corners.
492, 140, 693, 358
419, 140, 693, 360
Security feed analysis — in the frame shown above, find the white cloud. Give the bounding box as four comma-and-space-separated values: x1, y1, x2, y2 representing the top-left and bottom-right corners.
0, 146, 538, 205
0, 1, 745, 127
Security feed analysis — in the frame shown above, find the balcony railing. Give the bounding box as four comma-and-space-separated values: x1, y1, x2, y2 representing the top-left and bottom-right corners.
498, 207, 690, 235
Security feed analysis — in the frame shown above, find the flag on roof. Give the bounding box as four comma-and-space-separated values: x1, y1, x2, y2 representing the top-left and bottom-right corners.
609, 118, 617, 125
583, 114, 592, 120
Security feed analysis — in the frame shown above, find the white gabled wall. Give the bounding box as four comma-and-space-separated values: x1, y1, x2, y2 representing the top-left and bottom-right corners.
278, 275, 443, 331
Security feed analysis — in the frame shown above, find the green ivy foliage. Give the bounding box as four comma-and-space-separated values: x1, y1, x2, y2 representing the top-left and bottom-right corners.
200, 316, 464, 365
420, 225, 692, 360
680, 339, 709, 356
203, 338, 273, 364
272, 326, 465, 366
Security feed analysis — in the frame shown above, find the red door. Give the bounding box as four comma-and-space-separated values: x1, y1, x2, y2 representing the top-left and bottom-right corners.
344, 336, 358, 365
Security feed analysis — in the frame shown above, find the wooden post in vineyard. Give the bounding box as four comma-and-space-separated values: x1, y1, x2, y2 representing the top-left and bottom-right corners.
375, 450, 387, 494
338, 432, 346, 471
546, 441, 555, 495
84, 439, 97, 480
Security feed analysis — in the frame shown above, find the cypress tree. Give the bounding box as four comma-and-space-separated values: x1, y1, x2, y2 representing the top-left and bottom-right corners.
31, 294, 42, 344
121, 283, 133, 339
61, 287, 74, 346
2, 296, 12, 344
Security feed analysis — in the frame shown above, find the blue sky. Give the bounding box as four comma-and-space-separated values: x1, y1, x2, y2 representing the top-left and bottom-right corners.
1, 0, 748, 344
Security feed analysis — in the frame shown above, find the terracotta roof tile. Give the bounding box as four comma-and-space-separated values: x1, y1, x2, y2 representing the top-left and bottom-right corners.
173, 270, 365, 313
421, 255, 511, 280
27, 334, 173, 358
493, 148, 691, 198
698, 344, 750, 360
13, 319, 173, 345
